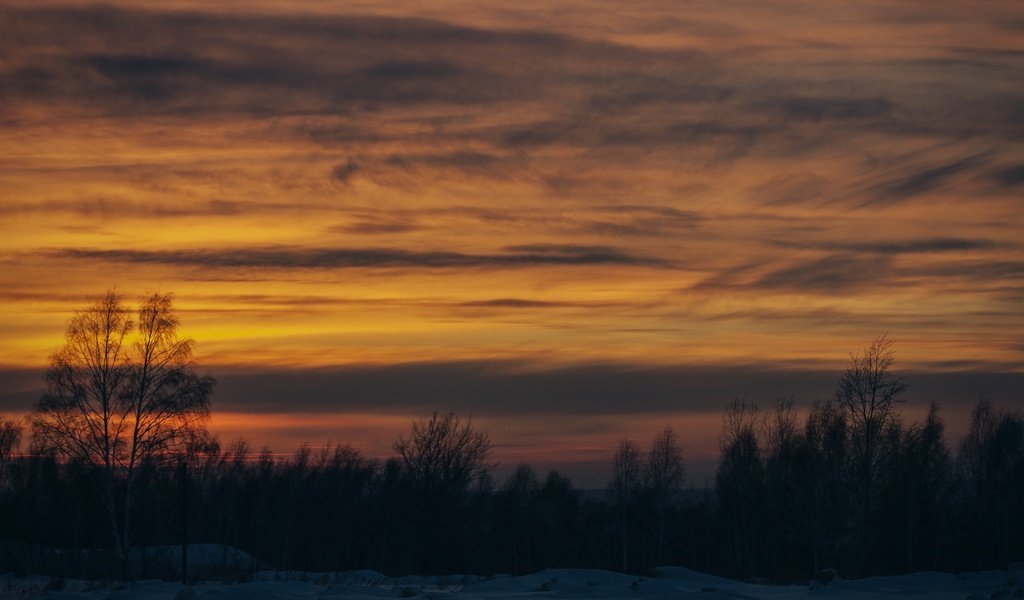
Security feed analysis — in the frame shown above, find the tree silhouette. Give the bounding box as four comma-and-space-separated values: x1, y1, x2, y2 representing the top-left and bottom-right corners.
30, 291, 213, 577
715, 399, 764, 577
608, 437, 641, 572
0, 416, 21, 484
393, 411, 491, 572
643, 426, 684, 565
801, 399, 849, 575
393, 411, 492, 496
956, 398, 1024, 569
834, 334, 906, 572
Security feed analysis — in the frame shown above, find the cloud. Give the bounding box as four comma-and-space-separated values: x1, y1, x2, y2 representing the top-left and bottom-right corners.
991, 164, 1024, 187
385, 151, 507, 173
331, 217, 419, 235
773, 237, 1006, 255
755, 254, 894, 293
359, 60, 463, 80
51, 244, 671, 270
458, 298, 578, 309
5, 359, 1023, 422
3, 360, 996, 418
331, 160, 360, 183
0, 5, 687, 119
763, 95, 893, 122
906, 260, 1024, 283
866, 153, 990, 204
182, 360, 846, 415
0, 197, 278, 218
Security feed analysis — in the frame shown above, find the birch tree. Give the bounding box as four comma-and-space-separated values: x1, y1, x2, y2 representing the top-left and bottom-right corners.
835, 334, 906, 573
31, 291, 213, 578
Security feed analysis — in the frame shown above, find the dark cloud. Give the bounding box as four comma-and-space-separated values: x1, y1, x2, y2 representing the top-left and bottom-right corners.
386, 151, 505, 171
498, 121, 572, 150
458, 298, 578, 308
755, 254, 893, 293
0, 368, 43, 414
5, 361, 1022, 423
0, 5, 680, 118
192, 361, 845, 415
866, 154, 990, 204
991, 164, 1024, 187
2, 3, 1015, 169
0, 197, 273, 218
773, 237, 1005, 255
52, 244, 670, 270
331, 160, 360, 183
499, 244, 665, 266
905, 260, 1024, 282
360, 60, 462, 80
20, 361, 1001, 418
331, 218, 419, 235
763, 95, 893, 122
586, 204, 705, 237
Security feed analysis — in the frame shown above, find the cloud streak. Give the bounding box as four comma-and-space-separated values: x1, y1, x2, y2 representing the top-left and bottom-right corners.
52, 245, 671, 270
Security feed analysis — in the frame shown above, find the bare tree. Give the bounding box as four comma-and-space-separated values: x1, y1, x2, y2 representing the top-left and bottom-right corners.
393, 411, 492, 495
835, 334, 906, 572
608, 437, 642, 572
716, 399, 764, 575
31, 291, 213, 577
643, 426, 685, 564
957, 398, 1024, 569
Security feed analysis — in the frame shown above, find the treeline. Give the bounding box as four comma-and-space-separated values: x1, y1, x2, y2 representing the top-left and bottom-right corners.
1, 327, 1023, 582
1, 397, 1022, 582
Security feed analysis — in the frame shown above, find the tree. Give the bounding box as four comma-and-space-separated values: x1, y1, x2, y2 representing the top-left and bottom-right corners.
715, 399, 765, 576
800, 399, 849, 575
643, 426, 685, 565
31, 291, 213, 577
760, 398, 804, 579
896, 403, 950, 571
956, 398, 1024, 569
834, 334, 906, 573
608, 437, 641, 572
0, 416, 21, 484
393, 411, 492, 495
392, 411, 492, 572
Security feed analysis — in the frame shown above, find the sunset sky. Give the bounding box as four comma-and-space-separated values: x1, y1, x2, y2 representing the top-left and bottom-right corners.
1, 0, 1022, 484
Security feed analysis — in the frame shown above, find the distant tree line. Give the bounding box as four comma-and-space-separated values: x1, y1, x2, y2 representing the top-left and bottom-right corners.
1, 396, 1022, 581
0, 294, 1022, 582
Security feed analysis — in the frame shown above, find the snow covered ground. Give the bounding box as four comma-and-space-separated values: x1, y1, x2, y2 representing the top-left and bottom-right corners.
4, 564, 1023, 599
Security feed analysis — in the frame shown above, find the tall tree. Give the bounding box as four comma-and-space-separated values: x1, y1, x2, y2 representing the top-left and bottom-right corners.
801, 399, 849, 575
898, 403, 951, 571
715, 399, 764, 577
956, 398, 1024, 569
0, 416, 21, 484
393, 411, 492, 496
393, 411, 492, 572
608, 438, 642, 572
643, 426, 685, 565
31, 291, 213, 577
834, 335, 906, 573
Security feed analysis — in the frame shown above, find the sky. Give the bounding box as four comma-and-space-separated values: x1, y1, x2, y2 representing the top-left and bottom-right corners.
1, 0, 1022, 485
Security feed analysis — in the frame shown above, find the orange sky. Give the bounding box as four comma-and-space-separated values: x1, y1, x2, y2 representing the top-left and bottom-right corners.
1, 0, 1022, 484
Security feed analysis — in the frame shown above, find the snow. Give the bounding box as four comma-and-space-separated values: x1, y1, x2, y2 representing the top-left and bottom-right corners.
4, 561, 1024, 599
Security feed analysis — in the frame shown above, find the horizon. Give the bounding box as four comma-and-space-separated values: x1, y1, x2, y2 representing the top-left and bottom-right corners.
1, 0, 1023, 487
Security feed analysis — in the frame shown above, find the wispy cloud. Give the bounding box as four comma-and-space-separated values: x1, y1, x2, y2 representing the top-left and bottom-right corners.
52, 244, 671, 270
772, 237, 1007, 255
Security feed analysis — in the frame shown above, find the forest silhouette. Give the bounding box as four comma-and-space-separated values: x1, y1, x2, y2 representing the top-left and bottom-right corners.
1, 292, 1022, 583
